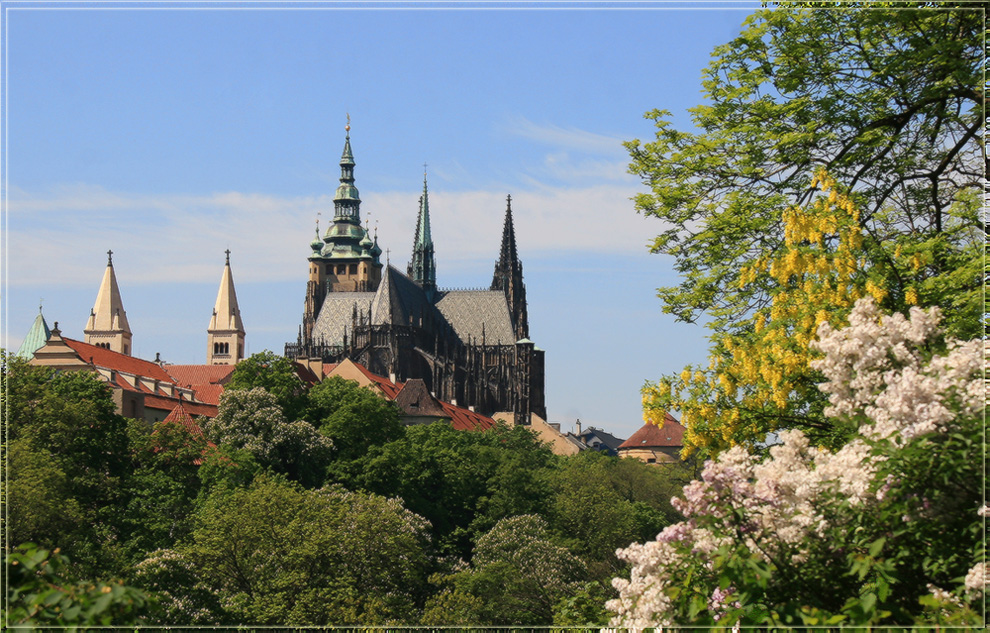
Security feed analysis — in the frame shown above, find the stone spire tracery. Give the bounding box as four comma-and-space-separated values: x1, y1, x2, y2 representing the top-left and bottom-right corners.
491, 195, 529, 340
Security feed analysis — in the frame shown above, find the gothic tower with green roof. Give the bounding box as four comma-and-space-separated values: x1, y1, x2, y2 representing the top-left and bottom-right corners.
302, 120, 383, 345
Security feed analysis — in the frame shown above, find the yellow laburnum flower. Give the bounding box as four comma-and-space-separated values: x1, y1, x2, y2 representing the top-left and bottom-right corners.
680, 368, 692, 384
905, 287, 918, 305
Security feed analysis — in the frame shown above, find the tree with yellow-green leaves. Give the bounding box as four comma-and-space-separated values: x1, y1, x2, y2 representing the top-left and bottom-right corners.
632, 3, 983, 455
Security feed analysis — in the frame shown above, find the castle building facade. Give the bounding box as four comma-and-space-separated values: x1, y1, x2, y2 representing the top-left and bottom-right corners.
285, 126, 546, 423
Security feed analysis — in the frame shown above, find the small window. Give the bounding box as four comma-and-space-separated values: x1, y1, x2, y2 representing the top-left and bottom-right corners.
349, 263, 358, 274
337, 265, 346, 275
647, 458, 657, 464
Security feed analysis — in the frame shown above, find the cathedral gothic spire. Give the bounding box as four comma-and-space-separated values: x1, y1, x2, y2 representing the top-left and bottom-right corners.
84, 250, 133, 355
207, 250, 245, 365
408, 169, 437, 297
491, 195, 529, 340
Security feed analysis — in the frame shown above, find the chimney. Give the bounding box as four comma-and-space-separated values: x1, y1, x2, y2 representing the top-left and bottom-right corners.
576, 419, 582, 435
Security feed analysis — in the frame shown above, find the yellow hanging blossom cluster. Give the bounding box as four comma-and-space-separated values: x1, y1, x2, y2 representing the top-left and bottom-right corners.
643, 170, 879, 456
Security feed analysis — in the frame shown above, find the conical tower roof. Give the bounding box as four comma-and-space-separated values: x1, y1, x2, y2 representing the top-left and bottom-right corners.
208, 250, 244, 333
16, 306, 51, 358
85, 250, 131, 334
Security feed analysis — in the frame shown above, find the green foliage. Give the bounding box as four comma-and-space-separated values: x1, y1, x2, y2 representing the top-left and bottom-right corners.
207, 386, 333, 486
310, 376, 405, 464
630, 4, 982, 454
629, 5, 982, 333
181, 473, 432, 625
4, 544, 153, 629
427, 515, 589, 626
2, 354, 135, 574
5, 438, 86, 552
552, 581, 615, 628
226, 350, 307, 420
349, 421, 555, 558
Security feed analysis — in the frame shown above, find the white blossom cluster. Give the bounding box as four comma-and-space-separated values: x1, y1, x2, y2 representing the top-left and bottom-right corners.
206, 387, 333, 465
810, 298, 982, 444
608, 298, 983, 628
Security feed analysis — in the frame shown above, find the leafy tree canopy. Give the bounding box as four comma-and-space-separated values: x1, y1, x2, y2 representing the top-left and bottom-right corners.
225, 350, 307, 420
627, 4, 982, 339
309, 376, 405, 464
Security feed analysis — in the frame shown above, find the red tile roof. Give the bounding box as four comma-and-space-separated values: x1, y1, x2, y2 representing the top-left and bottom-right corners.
155, 403, 217, 465
618, 414, 685, 449
164, 364, 237, 387
440, 401, 496, 431
62, 338, 173, 382
162, 402, 205, 436
189, 383, 225, 406
145, 395, 218, 418
346, 360, 404, 399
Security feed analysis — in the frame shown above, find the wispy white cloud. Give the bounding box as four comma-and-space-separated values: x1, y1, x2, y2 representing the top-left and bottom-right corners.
505, 116, 628, 156
6, 180, 656, 288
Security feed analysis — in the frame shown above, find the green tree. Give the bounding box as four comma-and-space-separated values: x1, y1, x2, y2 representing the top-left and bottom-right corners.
425, 515, 588, 626
3, 355, 134, 574
547, 451, 676, 578
179, 473, 431, 626
309, 376, 405, 465
629, 5, 983, 454
226, 350, 307, 420
206, 387, 333, 487
350, 421, 555, 558
4, 544, 154, 629
119, 418, 212, 559
629, 5, 982, 337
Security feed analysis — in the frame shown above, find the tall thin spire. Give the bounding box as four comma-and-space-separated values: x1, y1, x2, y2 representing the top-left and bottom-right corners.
408, 168, 437, 295
84, 250, 133, 355
207, 250, 245, 365
333, 115, 361, 222
491, 195, 529, 340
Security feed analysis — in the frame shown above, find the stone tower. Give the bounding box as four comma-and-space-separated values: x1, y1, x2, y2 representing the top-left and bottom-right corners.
491, 195, 529, 341
407, 170, 437, 299
207, 250, 245, 365
84, 250, 133, 355
302, 119, 383, 344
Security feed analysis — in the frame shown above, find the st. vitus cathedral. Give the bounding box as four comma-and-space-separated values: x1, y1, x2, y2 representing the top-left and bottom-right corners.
285, 123, 546, 424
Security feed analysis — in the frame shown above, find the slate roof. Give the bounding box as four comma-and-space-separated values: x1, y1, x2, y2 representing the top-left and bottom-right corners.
371, 266, 438, 327
311, 292, 375, 346
435, 290, 515, 345
618, 413, 686, 449
312, 266, 518, 349
580, 427, 627, 453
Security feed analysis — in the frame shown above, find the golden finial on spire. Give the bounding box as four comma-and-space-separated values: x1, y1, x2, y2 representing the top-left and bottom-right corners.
345, 113, 351, 133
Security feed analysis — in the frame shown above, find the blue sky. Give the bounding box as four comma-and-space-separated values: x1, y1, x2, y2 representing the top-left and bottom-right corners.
3, 1, 759, 439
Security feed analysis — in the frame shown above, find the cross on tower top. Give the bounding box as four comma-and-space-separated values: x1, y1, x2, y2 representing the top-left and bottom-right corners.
107, 249, 113, 265
225, 249, 231, 265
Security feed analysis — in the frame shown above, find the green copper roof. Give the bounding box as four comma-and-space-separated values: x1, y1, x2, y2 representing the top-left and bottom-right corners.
16, 308, 51, 358
340, 132, 355, 166
415, 173, 433, 249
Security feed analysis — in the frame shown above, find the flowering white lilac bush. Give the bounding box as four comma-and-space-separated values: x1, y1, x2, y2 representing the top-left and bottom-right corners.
608, 298, 985, 628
